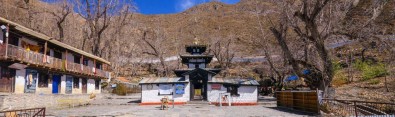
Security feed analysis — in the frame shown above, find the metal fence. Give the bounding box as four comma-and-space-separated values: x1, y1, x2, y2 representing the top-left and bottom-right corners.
322, 98, 395, 116
0, 108, 46, 117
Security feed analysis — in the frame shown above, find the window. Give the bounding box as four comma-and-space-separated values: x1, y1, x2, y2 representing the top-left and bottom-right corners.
74, 55, 81, 64
54, 51, 62, 59
83, 59, 89, 66
95, 79, 100, 90
38, 74, 49, 88
226, 85, 239, 96
96, 63, 102, 70
73, 77, 79, 88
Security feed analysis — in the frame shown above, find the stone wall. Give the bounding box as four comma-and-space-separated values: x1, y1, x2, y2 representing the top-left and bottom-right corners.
0, 93, 101, 111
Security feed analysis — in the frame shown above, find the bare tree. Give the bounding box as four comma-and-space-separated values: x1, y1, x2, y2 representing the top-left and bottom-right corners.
253, 1, 285, 91
268, 0, 346, 92
76, 0, 124, 56
140, 30, 168, 77
211, 36, 235, 71
47, 0, 71, 42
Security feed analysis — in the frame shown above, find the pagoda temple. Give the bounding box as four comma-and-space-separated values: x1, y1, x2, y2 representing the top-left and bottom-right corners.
139, 40, 259, 105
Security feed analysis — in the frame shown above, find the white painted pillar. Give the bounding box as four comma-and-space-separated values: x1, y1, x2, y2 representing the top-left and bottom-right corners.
14, 69, 26, 94
60, 75, 66, 94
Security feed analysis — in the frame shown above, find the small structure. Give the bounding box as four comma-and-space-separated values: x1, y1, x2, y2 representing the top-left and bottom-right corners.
139, 42, 259, 105
0, 17, 111, 94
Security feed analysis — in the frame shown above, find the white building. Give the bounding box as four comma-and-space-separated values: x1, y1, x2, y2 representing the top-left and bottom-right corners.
139, 44, 259, 105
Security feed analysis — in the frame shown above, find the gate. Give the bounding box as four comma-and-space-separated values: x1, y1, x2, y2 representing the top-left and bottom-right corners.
276, 90, 320, 114
0, 108, 46, 117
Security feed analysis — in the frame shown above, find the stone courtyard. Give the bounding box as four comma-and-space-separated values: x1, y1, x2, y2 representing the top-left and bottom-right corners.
42, 94, 313, 117
0, 93, 314, 116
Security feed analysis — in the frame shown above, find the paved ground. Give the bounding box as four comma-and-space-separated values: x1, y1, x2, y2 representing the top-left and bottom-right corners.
49, 105, 313, 117
46, 94, 314, 117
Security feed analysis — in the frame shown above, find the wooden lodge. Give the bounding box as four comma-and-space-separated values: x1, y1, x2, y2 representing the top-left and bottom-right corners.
0, 17, 111, 94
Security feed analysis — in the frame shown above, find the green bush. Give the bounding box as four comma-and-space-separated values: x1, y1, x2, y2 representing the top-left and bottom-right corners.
368, 79, 380, 85
101, 82, 108, 88
332, 61, 343, 73
353, 60, 370, 71
353, 60, 388, 80
362, 63, 388, 80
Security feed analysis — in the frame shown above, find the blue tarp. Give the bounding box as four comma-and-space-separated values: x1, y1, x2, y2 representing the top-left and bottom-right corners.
285, 75, 298, 82
303, 69, 311, 75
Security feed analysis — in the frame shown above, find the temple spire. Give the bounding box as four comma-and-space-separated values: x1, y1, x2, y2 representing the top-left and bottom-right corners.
193, 37, 200, 45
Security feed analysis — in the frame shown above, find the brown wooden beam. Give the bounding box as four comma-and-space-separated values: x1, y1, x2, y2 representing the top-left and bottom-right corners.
43, 41, 47, 63
4, 24, 9, 58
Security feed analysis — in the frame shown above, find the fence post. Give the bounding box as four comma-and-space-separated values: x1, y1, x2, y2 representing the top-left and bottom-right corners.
354, 101, 358, 117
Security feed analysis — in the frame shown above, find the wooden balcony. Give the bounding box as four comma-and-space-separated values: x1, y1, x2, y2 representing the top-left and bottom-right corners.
0, 44, 110, 79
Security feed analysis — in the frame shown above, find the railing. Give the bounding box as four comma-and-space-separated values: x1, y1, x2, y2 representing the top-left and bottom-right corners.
0, 107, 46, 117
322, 98, 395, 116
0, 44, 109, 78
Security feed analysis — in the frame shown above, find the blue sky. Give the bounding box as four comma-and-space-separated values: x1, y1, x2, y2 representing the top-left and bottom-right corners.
134, 0, 240, 14
41, 0, 240, 15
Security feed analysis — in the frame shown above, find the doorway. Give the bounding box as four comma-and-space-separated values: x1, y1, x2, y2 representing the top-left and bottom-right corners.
81, 78, 87, 94
65, 76, 73, 94
190, 78, 207, 100
25, 69, 38, 93
0, 67, 15, 93
52, 75, 61, 94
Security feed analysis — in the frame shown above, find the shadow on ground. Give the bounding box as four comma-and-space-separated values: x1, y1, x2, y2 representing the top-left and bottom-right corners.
264, 107, 318, 116
127, 100, 141, 103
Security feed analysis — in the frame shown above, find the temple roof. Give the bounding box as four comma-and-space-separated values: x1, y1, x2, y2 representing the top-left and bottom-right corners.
174, 68, 221, 77
185, 44, 208, 48
139, 77, 188, 84
208, 77, 260, 86
180, 55, 214, 64
180, 54, 214, 58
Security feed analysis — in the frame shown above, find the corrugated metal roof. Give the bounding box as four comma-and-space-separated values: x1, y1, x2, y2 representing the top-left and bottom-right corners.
0, 17, 110, 65
139, 77, 188, 84
209, 77, 260, 86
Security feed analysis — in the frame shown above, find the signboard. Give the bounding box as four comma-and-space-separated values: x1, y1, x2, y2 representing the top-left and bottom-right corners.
159, 84, 172, 95
211, 84, 221, 90
175, 84, 185, 94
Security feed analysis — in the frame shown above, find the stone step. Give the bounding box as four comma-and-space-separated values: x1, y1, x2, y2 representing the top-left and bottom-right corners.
186, 101, 210, 105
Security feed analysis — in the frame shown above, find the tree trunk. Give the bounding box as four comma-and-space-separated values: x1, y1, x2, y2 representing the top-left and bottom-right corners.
57, 23, 64, 42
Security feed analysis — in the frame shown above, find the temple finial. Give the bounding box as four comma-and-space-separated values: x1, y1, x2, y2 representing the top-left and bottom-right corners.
193, 37, 200, 45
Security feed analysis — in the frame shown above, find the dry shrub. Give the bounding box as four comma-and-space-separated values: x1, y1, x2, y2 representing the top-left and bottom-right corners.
112, 83, 141, 96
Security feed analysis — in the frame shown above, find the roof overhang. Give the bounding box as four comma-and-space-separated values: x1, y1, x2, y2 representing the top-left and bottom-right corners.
0, 17, 110, 65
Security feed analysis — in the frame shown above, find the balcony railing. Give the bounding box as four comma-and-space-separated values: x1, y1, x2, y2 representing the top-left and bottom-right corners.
0, 44, 109, 78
